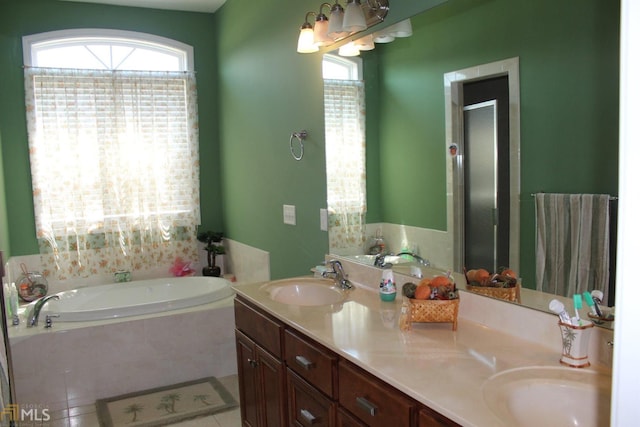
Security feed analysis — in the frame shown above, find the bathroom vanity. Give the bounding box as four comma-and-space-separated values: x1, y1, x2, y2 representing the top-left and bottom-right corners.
232, 260, 613, 427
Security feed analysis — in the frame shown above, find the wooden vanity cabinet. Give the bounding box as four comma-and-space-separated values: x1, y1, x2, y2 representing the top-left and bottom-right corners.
234, 299, 287, 427
234, 296, 460, 427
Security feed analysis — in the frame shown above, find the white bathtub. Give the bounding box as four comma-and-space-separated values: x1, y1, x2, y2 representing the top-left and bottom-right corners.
11, 276, 237, 410
39, 276, 235, 322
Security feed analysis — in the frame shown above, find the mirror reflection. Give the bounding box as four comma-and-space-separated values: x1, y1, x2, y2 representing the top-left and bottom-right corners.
325, 1, 619, 325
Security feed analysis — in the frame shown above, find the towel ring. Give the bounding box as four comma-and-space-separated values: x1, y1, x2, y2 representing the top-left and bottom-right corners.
290, 130, 307, 161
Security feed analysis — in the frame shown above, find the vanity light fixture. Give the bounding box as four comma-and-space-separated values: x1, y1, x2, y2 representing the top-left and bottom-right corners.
342, 0, 367, 33
313, 3, 334, 47
338, 41, 361, 56
327, 1, 348, 40
297, 12, 320, 53
296, 0, 389, 53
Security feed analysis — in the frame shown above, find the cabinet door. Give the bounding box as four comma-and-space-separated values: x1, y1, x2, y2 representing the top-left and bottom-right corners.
256, 344, 287, 427
338, 361, 415, 427
236, 331, 260, 427
287, 369, 336, 427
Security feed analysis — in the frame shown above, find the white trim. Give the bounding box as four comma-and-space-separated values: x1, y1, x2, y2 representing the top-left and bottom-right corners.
23, 29, 194, 71
612, 0, 640, 424
323, 53, 363, 80
443, 57, 521, 273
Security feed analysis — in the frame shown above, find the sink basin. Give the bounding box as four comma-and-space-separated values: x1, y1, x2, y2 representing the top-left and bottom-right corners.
263, 278, 348, 306
482, 366, 611, 427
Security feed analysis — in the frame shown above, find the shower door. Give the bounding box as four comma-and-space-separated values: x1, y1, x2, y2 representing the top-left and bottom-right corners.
463, 101, 499, 271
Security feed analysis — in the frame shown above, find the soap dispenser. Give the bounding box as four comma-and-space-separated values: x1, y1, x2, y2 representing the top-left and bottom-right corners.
379, 268, 396, 302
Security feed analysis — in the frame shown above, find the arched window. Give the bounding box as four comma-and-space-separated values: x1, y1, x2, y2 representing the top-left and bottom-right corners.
323, 54, 367, 255
23, 30, 200, 280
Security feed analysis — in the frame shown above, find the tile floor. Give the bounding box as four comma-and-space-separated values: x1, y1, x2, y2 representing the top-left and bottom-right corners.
21, 375, 241, 427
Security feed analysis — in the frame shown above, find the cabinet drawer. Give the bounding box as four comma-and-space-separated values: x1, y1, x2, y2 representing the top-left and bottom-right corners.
419, 407, 460, 427
234, 297, 283, 358
287, 369, 336, 427
285, 329, 338, 398
338, 361, 415, 427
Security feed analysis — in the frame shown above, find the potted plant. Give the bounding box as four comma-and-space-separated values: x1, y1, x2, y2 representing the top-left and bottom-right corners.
197, 230, 225, 277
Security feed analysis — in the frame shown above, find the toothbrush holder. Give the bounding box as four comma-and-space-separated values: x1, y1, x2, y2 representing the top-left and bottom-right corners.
558, 320, 594, 368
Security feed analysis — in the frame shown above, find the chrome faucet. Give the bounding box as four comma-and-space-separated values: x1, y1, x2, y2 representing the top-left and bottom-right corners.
27, 294, 60, 327
397, 251, 430, 267
322, 260, 353, 290
374, 252, 430, 268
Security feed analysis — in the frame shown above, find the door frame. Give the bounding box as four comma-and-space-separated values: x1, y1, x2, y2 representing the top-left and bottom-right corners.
444, 57, 521, 273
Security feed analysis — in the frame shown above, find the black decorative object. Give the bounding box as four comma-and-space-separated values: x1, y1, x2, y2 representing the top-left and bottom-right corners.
197, 231, 225, 277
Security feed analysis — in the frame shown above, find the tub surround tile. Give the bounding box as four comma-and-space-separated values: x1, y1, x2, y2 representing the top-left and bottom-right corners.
10, 296, 237, 410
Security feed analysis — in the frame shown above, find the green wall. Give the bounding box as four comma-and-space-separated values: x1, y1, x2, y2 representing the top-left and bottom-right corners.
0, 0, 222, 256
369, 0, 620, 285
214, 0, 446, 279
0, 0, 621, 283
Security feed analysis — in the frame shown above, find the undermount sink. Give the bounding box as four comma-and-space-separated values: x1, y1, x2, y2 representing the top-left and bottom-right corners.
482, 366, 611, 427
263, 277, 348, 306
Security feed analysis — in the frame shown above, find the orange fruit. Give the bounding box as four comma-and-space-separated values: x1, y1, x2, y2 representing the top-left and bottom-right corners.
475, 269, 490, 284
466, 269, 477, 282
502, 269, 517, 278
414, 284, 432, 300
430, 275, 452, 288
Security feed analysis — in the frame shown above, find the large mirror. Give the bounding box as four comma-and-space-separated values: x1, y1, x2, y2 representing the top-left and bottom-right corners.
326, 1, 619, 325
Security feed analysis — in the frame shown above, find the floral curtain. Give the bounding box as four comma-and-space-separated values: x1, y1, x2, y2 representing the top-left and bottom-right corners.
324, 79, 367, 255
24, 67, 200, 280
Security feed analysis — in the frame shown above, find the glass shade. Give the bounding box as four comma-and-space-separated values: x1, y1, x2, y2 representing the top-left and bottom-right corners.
314, 16, 333, 47
388, 19, 413, 38
297, 26, 319, 53
328, 5, 348, 40
372, 31, 395, 43
354, 35, 375, 51
343, 0, 366, 33
338, 41, 360, 57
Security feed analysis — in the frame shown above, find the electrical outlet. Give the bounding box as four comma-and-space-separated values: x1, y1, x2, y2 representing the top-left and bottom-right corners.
283, 204, 296, 225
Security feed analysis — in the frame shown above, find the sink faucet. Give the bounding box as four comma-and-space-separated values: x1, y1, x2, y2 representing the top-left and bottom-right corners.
27, 295, 60, 327
322, 260, 353, 290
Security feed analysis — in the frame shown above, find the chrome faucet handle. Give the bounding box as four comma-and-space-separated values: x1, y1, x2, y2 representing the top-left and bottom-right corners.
28, 294, 60, 327
45, 314, 60, 329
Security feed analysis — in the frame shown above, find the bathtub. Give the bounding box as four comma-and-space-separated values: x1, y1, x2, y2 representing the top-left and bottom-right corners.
11, 275, 238, 410
39, 276, 234, 322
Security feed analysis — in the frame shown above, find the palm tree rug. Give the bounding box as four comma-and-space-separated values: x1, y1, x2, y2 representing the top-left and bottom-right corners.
96, 377, 238, 427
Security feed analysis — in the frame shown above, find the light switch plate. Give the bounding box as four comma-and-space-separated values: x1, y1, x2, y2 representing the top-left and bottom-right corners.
320, 208, 328, 231
283, 204, 296, 225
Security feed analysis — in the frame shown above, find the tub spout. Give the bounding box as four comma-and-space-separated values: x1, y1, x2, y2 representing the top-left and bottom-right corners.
27, 295, 60, 327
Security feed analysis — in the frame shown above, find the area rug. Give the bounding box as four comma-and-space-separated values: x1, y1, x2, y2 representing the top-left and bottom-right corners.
96, 377, 237, 427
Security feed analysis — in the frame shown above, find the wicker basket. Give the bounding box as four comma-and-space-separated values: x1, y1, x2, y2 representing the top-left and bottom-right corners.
466, 283, 521, 303
407, 298, 459, 331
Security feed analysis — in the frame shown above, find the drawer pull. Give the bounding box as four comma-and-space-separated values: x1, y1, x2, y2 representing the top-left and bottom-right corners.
300, 409, 318, 425
356, 396, 378, 416
247, 358, 258, 368
295, 355, 316, 370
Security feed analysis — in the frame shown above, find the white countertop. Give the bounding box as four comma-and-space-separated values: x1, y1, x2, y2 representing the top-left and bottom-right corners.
232, 276, 612, 427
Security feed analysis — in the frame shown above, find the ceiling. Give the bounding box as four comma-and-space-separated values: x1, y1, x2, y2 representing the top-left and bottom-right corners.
59, 0, 227, 13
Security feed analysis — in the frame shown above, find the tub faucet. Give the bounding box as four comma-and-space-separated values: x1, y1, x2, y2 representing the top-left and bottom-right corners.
322, 260, 353, 290
374, 252, 430, 268
397, 252, 430, 267
27, 295, 60, 327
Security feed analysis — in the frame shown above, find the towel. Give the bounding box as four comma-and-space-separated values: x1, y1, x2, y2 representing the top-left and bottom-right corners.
535, 193, 610, 299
